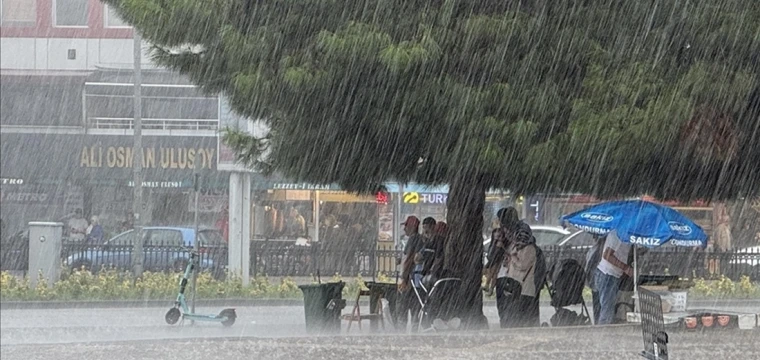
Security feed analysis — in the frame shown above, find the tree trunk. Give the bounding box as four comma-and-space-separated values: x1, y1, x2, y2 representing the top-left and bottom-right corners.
444, 175, 487, 329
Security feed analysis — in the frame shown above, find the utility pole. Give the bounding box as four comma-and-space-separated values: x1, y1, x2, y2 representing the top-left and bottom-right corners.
132, 30, 144, 279
191, 172, 200, 314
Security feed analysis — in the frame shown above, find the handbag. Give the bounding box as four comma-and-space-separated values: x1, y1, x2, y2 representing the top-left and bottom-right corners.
501, 264, 534, 298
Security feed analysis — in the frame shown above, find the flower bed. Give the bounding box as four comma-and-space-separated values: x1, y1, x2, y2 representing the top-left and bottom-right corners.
1, 270, 757, 302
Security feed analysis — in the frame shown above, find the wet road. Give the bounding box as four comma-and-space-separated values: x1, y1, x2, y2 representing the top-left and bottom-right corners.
1, 303, 757, 345
2, 324, 759, 360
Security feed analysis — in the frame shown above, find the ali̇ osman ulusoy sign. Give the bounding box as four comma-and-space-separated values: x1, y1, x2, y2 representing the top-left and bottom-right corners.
79, 145, 216, 170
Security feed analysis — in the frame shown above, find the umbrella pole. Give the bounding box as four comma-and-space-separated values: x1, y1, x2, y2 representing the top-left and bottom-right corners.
633, 247, 638, 314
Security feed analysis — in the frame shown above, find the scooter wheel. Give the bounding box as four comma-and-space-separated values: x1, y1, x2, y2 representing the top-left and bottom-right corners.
165, 307, 181, 325
220, 309, 236, 327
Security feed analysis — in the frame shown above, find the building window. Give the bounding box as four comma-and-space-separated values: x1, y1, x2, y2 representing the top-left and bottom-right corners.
54, 0, 88, 27
104, 5, 130, 28
1, 0, 37, 26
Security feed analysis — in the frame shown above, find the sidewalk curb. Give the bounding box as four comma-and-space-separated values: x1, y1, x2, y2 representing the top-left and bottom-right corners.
2, 298, 758, 310
0, 298, 304, 310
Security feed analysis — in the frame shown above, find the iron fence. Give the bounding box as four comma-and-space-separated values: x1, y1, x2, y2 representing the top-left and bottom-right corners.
58, 242, 228, 275
247, 242, 760, 281
1, 238, 758, 282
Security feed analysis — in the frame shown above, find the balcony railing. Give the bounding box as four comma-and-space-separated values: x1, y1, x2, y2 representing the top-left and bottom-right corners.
88, 117, 219, 131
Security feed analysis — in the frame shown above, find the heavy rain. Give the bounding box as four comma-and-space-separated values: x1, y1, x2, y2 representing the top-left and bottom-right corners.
1, 1, 760, 359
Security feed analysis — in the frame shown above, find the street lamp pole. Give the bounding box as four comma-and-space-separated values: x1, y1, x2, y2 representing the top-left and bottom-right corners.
191, 172, 200, 315
132, 30, 144, 279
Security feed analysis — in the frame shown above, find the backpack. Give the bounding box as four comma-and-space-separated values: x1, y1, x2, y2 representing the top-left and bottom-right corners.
548, 258, 586, 308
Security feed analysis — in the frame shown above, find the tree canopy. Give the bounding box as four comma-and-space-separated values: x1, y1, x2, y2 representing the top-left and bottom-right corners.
108, 0, 760, 326
107, 0, 760, 200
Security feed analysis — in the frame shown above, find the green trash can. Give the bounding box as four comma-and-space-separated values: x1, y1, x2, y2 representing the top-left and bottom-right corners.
299, 282, 345, 334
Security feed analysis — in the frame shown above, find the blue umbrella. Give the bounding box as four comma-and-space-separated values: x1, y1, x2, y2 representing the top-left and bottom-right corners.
561, 200, 708, 303
561, 200, 708, 248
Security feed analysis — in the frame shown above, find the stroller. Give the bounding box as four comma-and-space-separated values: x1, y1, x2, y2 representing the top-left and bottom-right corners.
411, 270, 462, 332
544, 258, 591, 327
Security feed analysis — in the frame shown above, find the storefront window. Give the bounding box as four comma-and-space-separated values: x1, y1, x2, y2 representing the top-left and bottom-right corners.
254, 190, 314, 239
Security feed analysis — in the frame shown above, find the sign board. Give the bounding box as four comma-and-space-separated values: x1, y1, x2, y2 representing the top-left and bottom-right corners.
403, 192, 447, 205
0, 133, 220, 184
0, 178, 24, 185
273, 183, 339, 191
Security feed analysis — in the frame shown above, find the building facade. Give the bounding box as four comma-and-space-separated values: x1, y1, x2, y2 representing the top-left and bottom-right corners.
1, 0, 227, 237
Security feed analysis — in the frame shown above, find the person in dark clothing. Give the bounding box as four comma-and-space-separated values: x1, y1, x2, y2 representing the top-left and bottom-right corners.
414, 217, 438, 283
397, 216, 422, 332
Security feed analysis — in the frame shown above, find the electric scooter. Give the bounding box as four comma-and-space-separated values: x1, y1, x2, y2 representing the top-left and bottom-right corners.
165, 251, 236, 326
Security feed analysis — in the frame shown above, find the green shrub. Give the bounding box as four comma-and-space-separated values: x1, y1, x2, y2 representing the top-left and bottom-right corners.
0, 269, 305, 301
2, 270, 757, 302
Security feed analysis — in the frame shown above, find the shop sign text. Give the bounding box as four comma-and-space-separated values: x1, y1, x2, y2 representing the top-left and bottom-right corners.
272, 183, 334, 190
403, 192, 447, 205
79, 146, 215, 170
0, 178, 24, 185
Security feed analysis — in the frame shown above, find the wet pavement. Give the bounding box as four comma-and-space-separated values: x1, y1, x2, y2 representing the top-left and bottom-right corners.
2, 325, 758, 360
1, 302, 757, 346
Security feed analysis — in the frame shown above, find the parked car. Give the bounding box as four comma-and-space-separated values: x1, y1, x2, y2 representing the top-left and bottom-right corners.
65, 227, 227, 272
483, 225, 591, 251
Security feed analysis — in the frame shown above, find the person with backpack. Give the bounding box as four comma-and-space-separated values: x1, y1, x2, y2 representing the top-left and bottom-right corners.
585, 234, 607, 324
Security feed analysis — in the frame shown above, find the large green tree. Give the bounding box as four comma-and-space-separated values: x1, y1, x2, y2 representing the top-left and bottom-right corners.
108, 0, 760, 326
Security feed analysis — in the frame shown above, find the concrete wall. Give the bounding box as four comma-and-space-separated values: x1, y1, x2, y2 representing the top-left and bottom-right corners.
0, 37, 151, 70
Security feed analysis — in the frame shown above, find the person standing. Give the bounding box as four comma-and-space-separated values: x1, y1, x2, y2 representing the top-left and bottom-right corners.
497, 228, 539, 328
594, 230, 634, 325
487, 228, 508, 324
216, 206, 230, 243
86, 216, 104, 244
286, 207, 306, 237
412, 218, 437, 290
397, 216, 422, 332
487, 207, 531, 266
67, 209, 88, 243
585, 234, 606, 324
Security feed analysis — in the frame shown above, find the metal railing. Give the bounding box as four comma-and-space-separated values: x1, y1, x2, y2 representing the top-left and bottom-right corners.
1, 239, 758, 281
88, 117, 219, 130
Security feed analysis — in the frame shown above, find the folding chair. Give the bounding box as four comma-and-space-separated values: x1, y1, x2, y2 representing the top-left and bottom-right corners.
341, 288, 384, 331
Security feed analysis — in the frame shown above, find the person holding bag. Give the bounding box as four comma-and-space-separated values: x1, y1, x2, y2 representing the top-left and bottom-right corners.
497, 228, 539, 328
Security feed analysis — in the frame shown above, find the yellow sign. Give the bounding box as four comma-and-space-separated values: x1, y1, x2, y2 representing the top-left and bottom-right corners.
403, 192, 419, 204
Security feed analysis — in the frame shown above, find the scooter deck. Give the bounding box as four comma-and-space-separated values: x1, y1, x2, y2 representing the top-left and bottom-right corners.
183, 313, 229, 322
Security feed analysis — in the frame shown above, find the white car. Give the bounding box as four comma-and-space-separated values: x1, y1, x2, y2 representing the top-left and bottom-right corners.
483, 225, 596, 250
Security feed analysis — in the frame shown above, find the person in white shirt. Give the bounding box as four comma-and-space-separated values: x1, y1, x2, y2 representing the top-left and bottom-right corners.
594, 230, 634, 324
67, 209, 88, 243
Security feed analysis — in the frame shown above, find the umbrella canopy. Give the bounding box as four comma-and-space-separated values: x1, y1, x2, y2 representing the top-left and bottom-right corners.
561, 200, 708, 248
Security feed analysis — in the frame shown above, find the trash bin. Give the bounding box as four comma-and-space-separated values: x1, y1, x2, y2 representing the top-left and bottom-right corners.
299, 282, 345, 334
